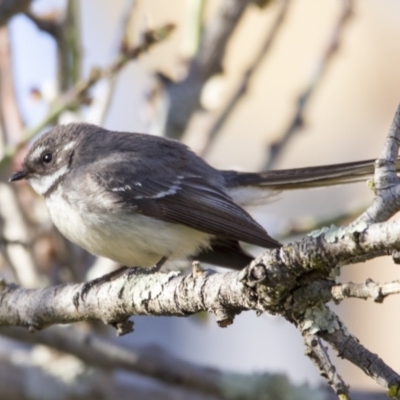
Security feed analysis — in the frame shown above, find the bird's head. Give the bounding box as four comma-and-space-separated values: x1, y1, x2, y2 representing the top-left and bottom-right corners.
9, 124, 84, 196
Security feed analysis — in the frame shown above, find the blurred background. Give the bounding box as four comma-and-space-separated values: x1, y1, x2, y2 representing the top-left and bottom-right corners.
0, 0, 399, 398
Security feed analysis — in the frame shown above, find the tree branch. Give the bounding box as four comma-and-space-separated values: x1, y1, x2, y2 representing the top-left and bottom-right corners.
0, 324, 329, 399
0, 0, 32, 26
321, 327, 400, 396
3, 101, 400, 395
331, 279, 400, 302
355, 101, 400, 224
304, 333, 349, 398
199, 0, 291, 157
0, 325, 225, 397
4, 205, 400, 302
0, 22, 175, 172
0, 214, 400, 394
0, 346, 221, 400
0, 327, 389, 400
164, 0, 253, 139
23, 10, 61, 38
0, 26, 25, 141
97, 0, 138, 125
264, 0, 353, 169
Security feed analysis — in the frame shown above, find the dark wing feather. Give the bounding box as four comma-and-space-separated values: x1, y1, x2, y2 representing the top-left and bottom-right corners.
94, 161, 281, 249
191, 237, 254, 269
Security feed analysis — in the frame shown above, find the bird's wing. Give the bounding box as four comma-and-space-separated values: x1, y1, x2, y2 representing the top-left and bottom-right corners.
93, 161, 281, 249
191, 237, 255, 269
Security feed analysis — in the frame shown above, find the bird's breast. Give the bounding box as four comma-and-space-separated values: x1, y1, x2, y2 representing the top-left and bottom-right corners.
45, 188, 212, 267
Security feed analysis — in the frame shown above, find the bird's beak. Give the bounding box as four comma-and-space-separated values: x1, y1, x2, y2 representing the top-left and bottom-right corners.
9, 170, 27, 182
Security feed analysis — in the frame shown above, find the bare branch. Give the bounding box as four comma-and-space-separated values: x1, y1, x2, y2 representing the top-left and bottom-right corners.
181, 0, 206, 59
0, 327, 389, 400
0, 346, 220, 400
355, 101, 400, 224
165, 0, 253, 139
0, 0, 32, 26
0, 27, 40, 289
300, 305, 399, 396
25, 1, 82, 91
0, 27, 24, 142
321, 327, 400, 396
0, 219, 400, 326
331, 279, 400, 302
0, 325, 225, 396
98, 0, 138, 125
264, 0, 353, 169
57, 0, 82, 91
304, 333, 350, 397
0, 211, 400, 394
25, 2, 82, 92
0, 325, 324, 399
199, 0, 291, 157
0, 23, 175, 171
0, 184, 42, 287
23, 10, 61, 38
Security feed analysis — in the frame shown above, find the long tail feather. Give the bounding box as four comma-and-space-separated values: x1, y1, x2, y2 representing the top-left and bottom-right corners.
223, 158, 400, 191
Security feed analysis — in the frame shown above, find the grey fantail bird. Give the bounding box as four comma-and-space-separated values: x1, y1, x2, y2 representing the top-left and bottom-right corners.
9, 123, 385, 270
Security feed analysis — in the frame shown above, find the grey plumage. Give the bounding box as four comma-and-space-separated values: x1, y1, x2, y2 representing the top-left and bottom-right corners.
10, 123, 387, 270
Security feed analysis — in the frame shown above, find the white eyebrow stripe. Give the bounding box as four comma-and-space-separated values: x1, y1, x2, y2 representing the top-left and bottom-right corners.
63, 141, 76, 152
29, 145, 46, 161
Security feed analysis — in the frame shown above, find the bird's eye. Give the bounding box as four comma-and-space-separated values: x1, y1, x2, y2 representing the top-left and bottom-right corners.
42, 153, 53, 164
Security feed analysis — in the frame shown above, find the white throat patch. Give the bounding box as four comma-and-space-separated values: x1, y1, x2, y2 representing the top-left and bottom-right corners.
28, 164, 69, 196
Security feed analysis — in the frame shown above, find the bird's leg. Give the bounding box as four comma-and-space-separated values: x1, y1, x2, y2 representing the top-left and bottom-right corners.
149, 256, 168, 272
78, 266, 129, 301
126, 256, 168, 276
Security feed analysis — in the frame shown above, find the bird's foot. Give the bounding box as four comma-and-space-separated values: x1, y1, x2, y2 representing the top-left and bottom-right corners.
77, 266, 129, 303
126, 256, 168, 277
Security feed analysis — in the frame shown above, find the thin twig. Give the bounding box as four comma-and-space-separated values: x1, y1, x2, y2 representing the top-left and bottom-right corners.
58, 0, 82, 91
321, 326, 400, 396
331, 280, 400, 303
354, 101, 400, 224
0, 325, 322, 399
264, 0, 353, 169
0, 325, 225, 396
25, 2, 82, 91
1, 214, 400, 393
300, 305, 399, 397
0, 28, 41, 287
164, 0, 253, 139
0, 27, 25, 142
0, 0, 32, 26
304, 333, 350, 398
0, 237, 29, 247
98, 0, 138, 125
0, 323, 329, 399
0, 347, 220, 400
0, 23, 175, 172
23, 10, 61, 38
0, 184, 42, 287
181, 0, 206, 59
199, 0, 291, 157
